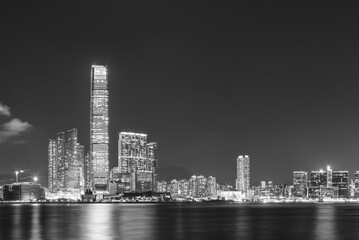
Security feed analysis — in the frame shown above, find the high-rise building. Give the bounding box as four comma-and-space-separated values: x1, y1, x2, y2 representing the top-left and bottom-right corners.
118, 132, 157, 192
236, 155, 250, 196
332, 170, 349, 198
327, 165, 333, 187
206, 176, 217, 197
66, 129, 81, 190
354, 171, 359, 189
310, 170, 327, 187
48, 129, 85, 193
56, 132, 66, 191
293, 171, 308, 197
146, 142, 158, 189
90, 64, 109, 193
84, 153, 92, 190
48, 139, 57, 193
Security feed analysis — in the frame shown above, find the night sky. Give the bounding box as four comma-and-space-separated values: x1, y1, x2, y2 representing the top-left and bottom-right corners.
1, 1, 359, 185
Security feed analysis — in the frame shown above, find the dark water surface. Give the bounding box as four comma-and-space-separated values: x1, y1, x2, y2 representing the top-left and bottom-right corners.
1, 203, 359, 240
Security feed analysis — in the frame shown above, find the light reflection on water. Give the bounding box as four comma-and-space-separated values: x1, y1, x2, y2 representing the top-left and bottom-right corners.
1, 203, 359, 240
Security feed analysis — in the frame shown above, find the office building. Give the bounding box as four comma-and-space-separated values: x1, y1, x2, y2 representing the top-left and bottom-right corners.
90, 64, 109, 193
66, 129, 82, 190
310, 170, 327, 187
48, 139, 57, 193
236, 155, 250, 196
332, 170, 349, 198
48, 129, 85, 193
118, 132, 157, 192
355, 171, 359, 189
293, 171, 308, 197
56, 132, 66, 190
84, 153, 92, 190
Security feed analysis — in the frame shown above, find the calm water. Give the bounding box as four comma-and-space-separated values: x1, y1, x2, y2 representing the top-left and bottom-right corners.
1, 203, 359, 240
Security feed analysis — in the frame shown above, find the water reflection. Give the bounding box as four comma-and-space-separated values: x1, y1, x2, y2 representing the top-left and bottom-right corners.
30, 204, 40, 240
81, 204, 114, 240
314, 204, 336, 240
1, 203, 359, 240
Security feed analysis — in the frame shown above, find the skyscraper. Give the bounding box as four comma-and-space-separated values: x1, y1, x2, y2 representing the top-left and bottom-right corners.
66, 128, 81, 190
332, 170, 349, 198
146, 142, 158, 189
293, 171, 308, 197
56, 132, 66, 191
48, 139, 57, 193
48, 129, 85, 193
118, 132, 157, 191
235, 155, 250, 196
310, 170, 327, 187
90, 64, 109, 193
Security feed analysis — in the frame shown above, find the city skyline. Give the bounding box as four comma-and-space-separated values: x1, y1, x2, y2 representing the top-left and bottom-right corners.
2, 2, 359, 185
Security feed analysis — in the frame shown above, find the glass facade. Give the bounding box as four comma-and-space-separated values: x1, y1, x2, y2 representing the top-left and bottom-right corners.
293, 171, 308, 197
90, 65, 109, 193
118, 132, 157, 191
236, 155, 250, 196
48, 139, 57, 193
48, 129, 84, 193
56, 132, 66, 191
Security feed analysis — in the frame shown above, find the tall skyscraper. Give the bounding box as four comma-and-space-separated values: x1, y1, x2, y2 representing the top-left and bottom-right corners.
235, 155, 250, 196
66, 128, 81, 190
90, 64, 109, 193
56, 132, 66, 191
146, 142, 158, 189
118, 132, 157, 191
48, 139, 57, 193
48, 129, 85, 193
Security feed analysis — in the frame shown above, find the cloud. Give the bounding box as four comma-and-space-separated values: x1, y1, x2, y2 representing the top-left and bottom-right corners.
0, 102, 11, 116
0, 118, 33, 144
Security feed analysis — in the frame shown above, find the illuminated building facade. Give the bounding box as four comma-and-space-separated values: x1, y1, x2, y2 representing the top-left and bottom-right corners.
236, 155, 250, 196
206, 176, 217, 197
309, 167, 349, 198
157, 181, 168, 192
48, 129, 85, 193
332, 170, 349, 198
118, 132, 157, 192
355, 171, 359, 189
146, 142, 158, 189
310, 170, 327, 187
90, 64, 109, 193
48, 139, 57, 193
56, 132, 66, 190
66, 129, 82, 190
293, 171, 308, 197
84, 153, 92, 190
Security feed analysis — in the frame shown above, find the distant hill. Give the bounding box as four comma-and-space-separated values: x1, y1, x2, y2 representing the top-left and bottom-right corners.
157, 165, 194, 182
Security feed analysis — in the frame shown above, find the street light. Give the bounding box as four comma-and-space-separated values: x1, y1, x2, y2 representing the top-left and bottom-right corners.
11, 169, 29, 183
33, 176, 38, 182
15, 170, 24, 183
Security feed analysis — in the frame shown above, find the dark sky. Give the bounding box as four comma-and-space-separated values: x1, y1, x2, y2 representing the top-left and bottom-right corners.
1, 1, 359, 185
